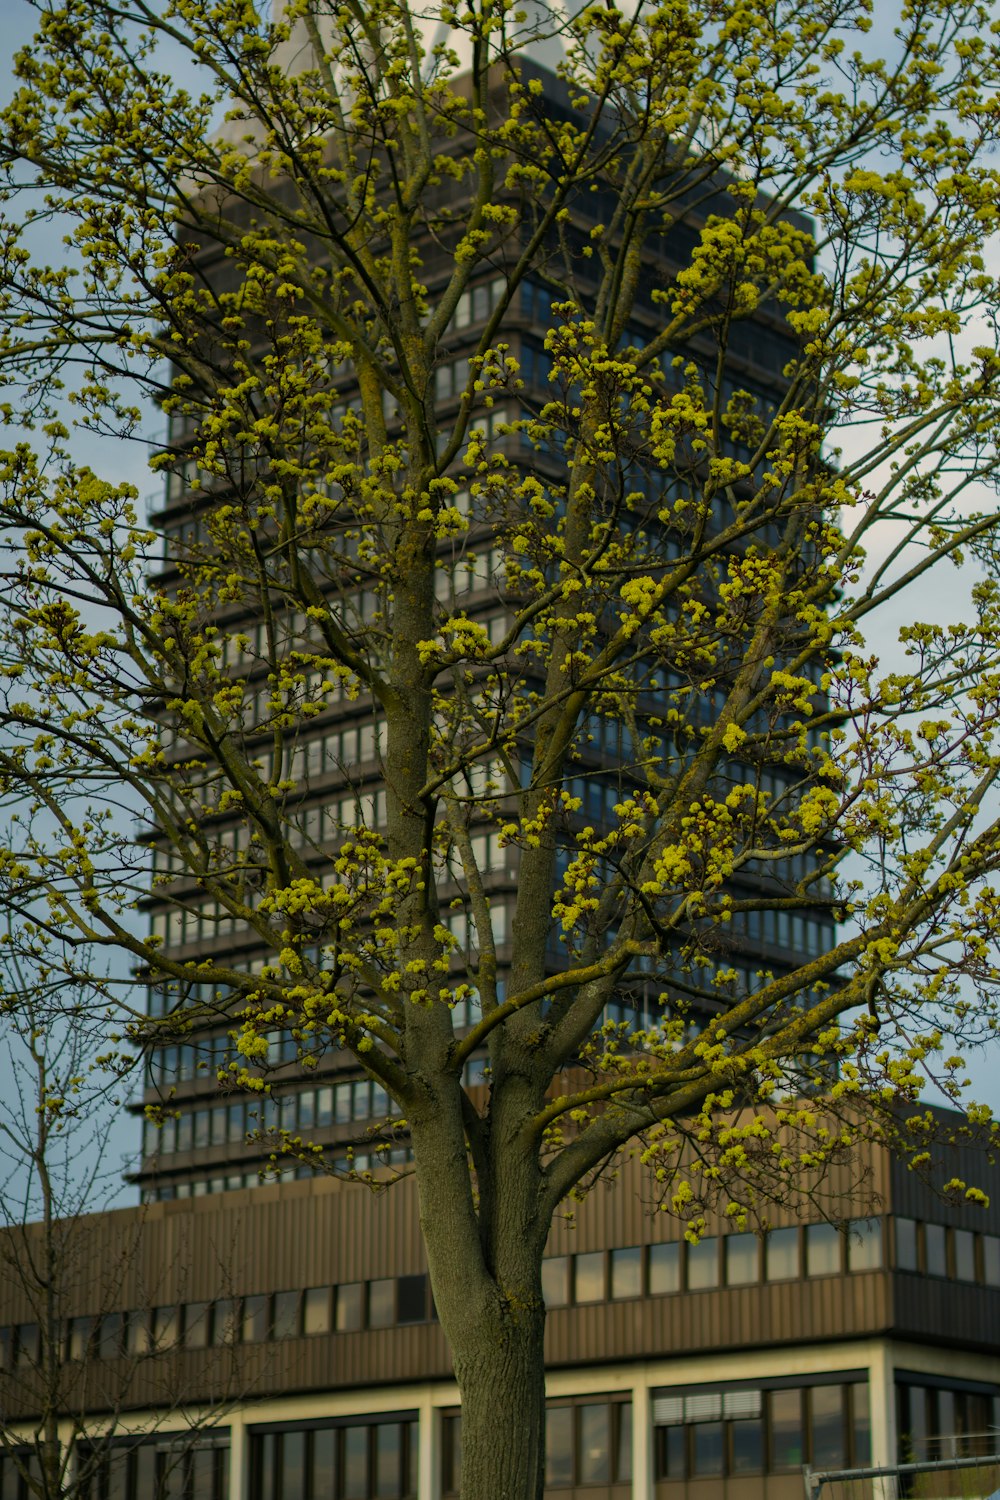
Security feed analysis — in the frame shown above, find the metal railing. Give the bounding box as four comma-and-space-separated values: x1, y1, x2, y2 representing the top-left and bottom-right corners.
804, 1450, 1000, 1500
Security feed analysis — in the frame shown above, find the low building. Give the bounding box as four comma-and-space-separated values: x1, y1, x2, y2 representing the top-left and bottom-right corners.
1, 1126, 998, 1499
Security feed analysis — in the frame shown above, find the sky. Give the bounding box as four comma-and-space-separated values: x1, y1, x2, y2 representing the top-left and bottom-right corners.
0, 0, 997, 1222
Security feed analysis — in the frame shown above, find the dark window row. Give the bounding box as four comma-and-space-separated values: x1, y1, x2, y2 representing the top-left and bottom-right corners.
653, 1380, 870, 1480
541, 1219, 882, 1306
250, 1418, 417, 1500
897, 1379, 1000, 1466
144, 1077, 402, 1157
895, 1217, 1000, 1286
0, 1439, 229, 1500
0, 1276, 432, 1368
441, 1398, 631, 1495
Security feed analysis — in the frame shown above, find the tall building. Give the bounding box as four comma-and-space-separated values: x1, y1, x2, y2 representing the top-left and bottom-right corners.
131, 54, 835, 1204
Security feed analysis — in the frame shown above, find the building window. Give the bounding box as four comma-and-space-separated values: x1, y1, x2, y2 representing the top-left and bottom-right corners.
336, 1284, 364, 1332
686, 1237, 719, 1290
368, 1280, 395, 1330
545, 1399, 631, 1490
805, 1223, 841, 1277
574, 1252, 605, 1304
847, 1217, 882, 1272
924, 1223, 947, 1278
765, 1227, 799, 1281
303, 1287, 331, 1335
724, 1233, 759, 1285
648, 1242, 681, 1295
895, 1216, 919, 1271
251, 1417, 416, 1500
653, 1379, 869, 1480
541, 1257, 570, 1308
769, 1389, 803, 1470
609, 1246, 642, 1300
953, 1228, 976, 1283
75, 1438, 229, 1500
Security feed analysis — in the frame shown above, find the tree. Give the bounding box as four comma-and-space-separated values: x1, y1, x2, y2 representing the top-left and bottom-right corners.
1, 0, 1000, 1493
0, 953, 237, 1500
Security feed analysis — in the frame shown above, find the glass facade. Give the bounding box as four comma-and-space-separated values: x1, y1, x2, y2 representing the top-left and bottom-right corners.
250, 1418, 417, 1500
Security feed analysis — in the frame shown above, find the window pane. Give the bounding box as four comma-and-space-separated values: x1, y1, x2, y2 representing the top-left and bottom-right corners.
212, 1299, 239, 1347
153, 1306, 179, 1350
725, 1234, 758, 1285
578, 1404, 610, 1484
648, 1242, 681, 1295
765, 1227, 799, 1281
369, 1279, 395, 1329
545, 1407, 573, 1487
336, 1284, 364, 1332
442, 1415, 462, 1496
811, 1385, 845, 1468
303, 1287, 331, 1335
615, 1403, 632, 1483
895, 1217, 918, 1271
375, 1423, 401, 1499
925, 1223, 947, 1277
124, 1311, 149, 1356
184, 1303, 210, 1349
847, 1218, 883, 1272
610, 1247, 642, 1300
342, 1427, 368, 1500
272, 1291, 299, 1340
574, 1253, 604, 1304
771, 1389, 804, 1469
654, 1426, 685, 1480
806, 1224, 841, 1277
687, 1237, 719, 1290
984, 1235, 1000, 1286
396, 1275, 427, 1325
691, 1421, 724, 1476
953, 1229, 976, 1282
242, 1295, 269, 1343
541, 1257, 569, 1308
731, 1418, 764, 1472
314, 1429, 336, 1494
190, 1448, 215, 1500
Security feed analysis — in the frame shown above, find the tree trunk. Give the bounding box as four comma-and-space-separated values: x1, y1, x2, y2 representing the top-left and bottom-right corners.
450, 1297, 547, 1500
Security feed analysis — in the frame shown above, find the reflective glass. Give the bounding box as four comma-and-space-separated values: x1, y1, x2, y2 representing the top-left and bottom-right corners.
313, 1429, 336, 1497
953, 1229, 976, 1282
610, 1247, 642, 1300
272, 1291, 300, 1340
691, 1421, 724, 1475
343, 1428, 368, 1500
545, 1407, 573, 1487
541, 1258, 569, 1308
731, 1418, 763, 1472
303, 1287, 331, 1335
765, 1227, 798, 1281
336, 1284, 364, 1332
615, 1403, 632, 1483
368, 1279, 395, 1329
578, 1405, 610, 1484
725, 1234, 758, 1285
806, 1223, 841, 1277
375, 1423, 401, 1498
984, 1235, 1000, 1286
574, 1253, 604, 1304
847, 1218, 882, 1272
810, 1385, 844, 1468
770, 1389, 803, 1469
925, 1223, 947, 1277
648, 1243, 681, 1295
895, 1217, 918, 1271
687, 1237, 719, 1289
